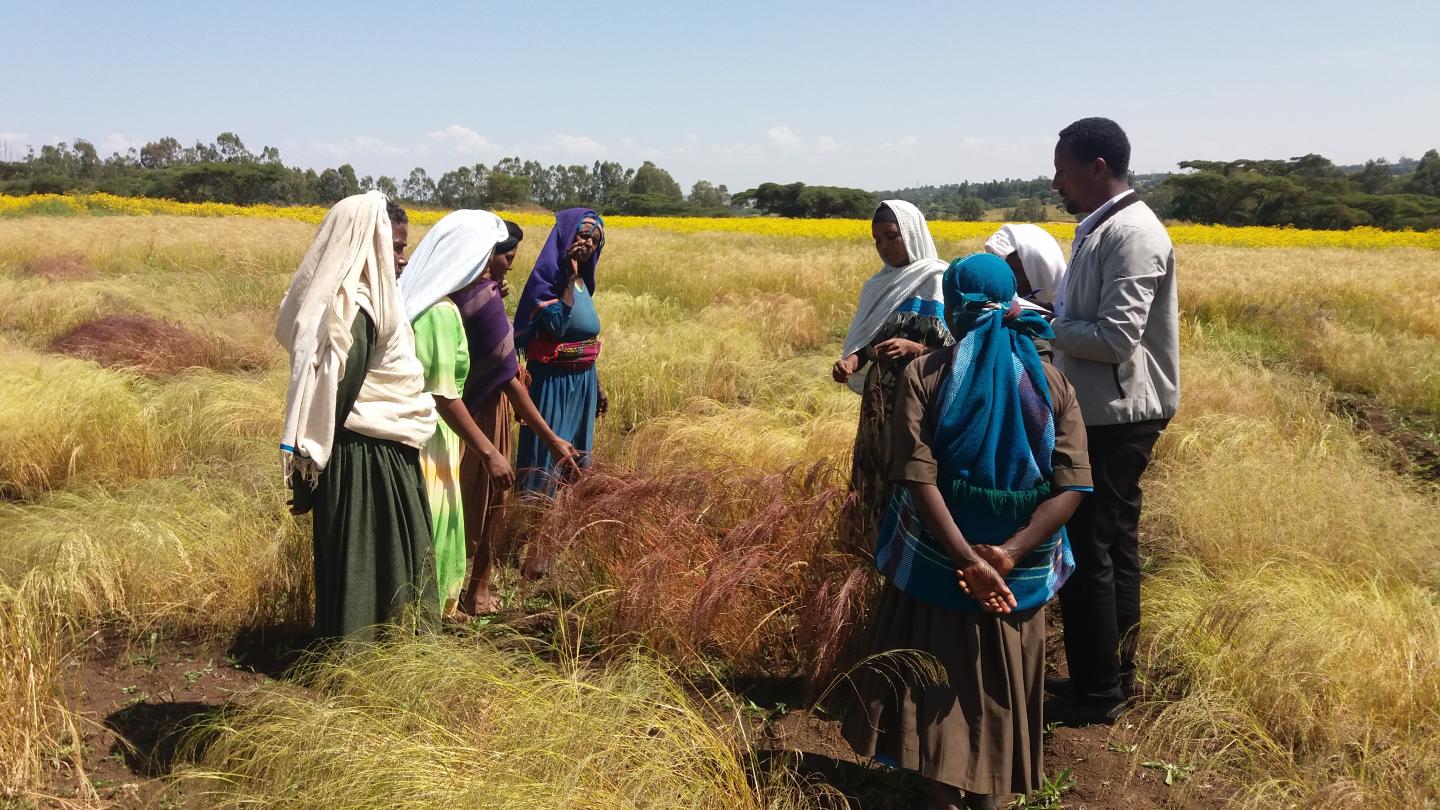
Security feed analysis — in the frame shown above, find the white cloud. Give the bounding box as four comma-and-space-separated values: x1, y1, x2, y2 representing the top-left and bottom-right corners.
548, 133, 606, 159
98, 132, 140, 154
311, 135, 412, 160
880, 135, 920, 152
708, 142, 762, 158
815, 135, 841, 154
0, 131, 30, 144
767, 124, 804, 151
426, 124, 499, 155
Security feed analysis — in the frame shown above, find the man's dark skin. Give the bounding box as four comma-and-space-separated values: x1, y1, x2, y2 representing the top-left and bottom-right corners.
1052, 137, 1132, 216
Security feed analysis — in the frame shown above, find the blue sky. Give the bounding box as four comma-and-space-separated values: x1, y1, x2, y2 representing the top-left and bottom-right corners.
3, 0, 1437, 191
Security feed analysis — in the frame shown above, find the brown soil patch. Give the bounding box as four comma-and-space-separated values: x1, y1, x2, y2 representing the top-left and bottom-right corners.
39, 628, 301, 807
29, 585, 1209, 808
20, 253, 98, 282
1335, 395, 1440, 483
50, 314, 222, 375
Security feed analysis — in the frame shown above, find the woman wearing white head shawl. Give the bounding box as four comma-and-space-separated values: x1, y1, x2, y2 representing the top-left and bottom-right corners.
832, 200, 955, 538
983, 224, 1068, 309
400, 209, 527, 618
275, 190, 439, 641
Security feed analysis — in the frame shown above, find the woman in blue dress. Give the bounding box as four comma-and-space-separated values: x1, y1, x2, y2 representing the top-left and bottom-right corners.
511, 208, 607, 528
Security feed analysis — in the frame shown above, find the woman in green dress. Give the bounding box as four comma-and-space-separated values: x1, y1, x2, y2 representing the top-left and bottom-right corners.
399, 209, 519, 618
276, 191, 441, 642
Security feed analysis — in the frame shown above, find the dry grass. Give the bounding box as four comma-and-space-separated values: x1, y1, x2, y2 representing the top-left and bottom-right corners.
0, 343, 166, 498
1134, 324, 1440, 807
1180, 244, 1440, 414
1, 214, 1438, 805
0, 471, 310, 637
0, 580, 86, 799
19, 253, 96, 282
183, 630, 835, 809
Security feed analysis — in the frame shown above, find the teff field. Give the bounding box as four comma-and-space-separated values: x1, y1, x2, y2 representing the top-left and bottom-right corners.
1, 203, 1438, 807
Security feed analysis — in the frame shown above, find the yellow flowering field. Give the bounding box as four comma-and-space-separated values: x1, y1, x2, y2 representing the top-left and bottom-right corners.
2, 191, 1437, 250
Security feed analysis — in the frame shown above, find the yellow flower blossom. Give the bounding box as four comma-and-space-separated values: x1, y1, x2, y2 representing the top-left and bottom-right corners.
2, 193, 1436, 250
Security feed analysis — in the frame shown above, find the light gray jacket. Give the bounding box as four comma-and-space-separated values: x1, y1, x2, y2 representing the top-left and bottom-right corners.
1052, 200, 1179, 426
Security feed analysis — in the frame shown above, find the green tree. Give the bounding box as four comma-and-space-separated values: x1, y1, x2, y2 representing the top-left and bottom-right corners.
215, 132, 252, 163
1407, 149, 1440, 197
486, 171, 530, 206
316, 168, 347, 203
591, 161, 633, 205
337, 164, 361, 198
72, 140, 100, 177
1008, 198, 1048, 222
630, 161, 683, 201
139, 137, 183, 169
401, 167, 436, 204
955, 197, 987, 221
688, 180, 729, 207
1354, 159, 1395, 194
436, 166, 482, 208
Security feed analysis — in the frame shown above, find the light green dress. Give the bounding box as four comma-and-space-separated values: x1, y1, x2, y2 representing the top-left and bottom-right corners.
411, 300, 470, 611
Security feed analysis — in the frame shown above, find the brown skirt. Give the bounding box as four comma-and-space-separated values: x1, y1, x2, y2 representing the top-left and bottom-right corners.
458, 390, 514, 567
841, 585, 1045, 795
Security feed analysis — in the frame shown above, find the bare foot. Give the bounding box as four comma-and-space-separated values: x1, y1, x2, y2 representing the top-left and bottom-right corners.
461, 587, 502, 615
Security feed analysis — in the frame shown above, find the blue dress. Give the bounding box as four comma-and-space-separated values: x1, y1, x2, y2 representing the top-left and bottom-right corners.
517, 285, 600, 495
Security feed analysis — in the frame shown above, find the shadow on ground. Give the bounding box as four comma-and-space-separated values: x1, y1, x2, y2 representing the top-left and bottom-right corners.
103, 700, 226, 778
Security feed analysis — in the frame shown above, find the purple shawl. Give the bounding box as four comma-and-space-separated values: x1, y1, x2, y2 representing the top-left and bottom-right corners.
452, 279, 518, 409
513, 207, 603, 349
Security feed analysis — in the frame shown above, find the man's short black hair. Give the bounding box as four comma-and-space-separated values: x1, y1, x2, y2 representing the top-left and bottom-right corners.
386, 199, 408, 226
1058, 117, 1131, 179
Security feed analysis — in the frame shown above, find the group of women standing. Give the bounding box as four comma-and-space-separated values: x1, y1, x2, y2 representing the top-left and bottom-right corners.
278, 191, 1085, 808
837, 202, 1084, 810
277, 191, 606, 636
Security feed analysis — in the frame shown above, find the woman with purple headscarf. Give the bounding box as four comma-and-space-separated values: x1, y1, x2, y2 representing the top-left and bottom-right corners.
451, 220, 577, 613
512, 209, 606, 555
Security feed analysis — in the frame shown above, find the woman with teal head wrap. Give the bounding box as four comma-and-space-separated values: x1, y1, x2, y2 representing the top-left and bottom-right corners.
842, 253, 1094, 809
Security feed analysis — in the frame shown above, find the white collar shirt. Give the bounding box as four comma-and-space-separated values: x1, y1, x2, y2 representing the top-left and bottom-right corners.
1071, 189, 1137, 257
1057, 189, 1136, 319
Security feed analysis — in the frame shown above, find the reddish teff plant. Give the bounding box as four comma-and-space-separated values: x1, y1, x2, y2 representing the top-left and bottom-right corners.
21, 253, 97, 282
528, 462, 877, 687
49, 313, 269, 375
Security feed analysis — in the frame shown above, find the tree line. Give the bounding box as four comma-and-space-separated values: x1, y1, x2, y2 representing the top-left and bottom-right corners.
1150, 151, 1440, 231
4, 132, 1437, 230
0, 132, 735, 216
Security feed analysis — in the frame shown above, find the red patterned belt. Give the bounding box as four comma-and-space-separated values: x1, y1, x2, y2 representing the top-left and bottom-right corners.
525, 334, 601, 371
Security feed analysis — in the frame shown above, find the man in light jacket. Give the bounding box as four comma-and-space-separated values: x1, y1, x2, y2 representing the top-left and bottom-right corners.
1047, 117, 1179, 725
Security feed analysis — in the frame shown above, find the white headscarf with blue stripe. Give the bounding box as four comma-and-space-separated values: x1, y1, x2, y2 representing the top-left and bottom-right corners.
840, 199, 948, 393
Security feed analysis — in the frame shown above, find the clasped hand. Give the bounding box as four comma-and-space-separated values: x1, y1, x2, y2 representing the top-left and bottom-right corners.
956, 545, 1018, 614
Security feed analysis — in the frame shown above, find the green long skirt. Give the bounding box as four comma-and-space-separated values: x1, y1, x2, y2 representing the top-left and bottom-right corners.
311, 429, 439, 642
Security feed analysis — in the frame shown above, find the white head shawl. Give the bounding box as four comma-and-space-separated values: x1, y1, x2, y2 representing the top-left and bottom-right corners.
275, 191, 436, 486
840, 199, 950, 393
399, 209, 510, 320
983, 223, 1067, 306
